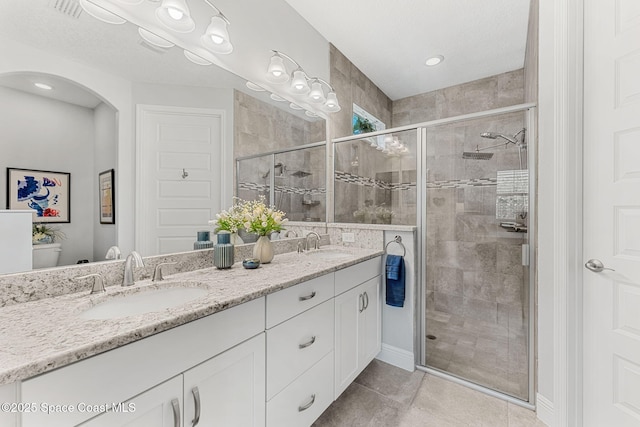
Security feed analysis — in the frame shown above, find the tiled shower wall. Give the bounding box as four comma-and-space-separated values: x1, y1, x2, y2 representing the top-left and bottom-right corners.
233, 90, 326, 220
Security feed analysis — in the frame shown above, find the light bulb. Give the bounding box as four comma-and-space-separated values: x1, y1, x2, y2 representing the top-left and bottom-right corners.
200, 15, 232, 54
167, 7, 183, 20
290, 70, 310, 94
308, 80, 325, 103
266, 53, 289, 83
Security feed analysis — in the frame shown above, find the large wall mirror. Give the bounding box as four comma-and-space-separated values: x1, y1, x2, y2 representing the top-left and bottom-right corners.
0, 0, 329, 273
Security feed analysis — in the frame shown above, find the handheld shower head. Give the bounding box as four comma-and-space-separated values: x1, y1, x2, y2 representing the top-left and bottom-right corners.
480, 132, 518, 144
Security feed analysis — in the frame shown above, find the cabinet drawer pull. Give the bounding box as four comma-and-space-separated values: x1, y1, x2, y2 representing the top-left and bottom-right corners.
191, 387, 201, 427
363, 291, 369, 310
171, 398, 181, 427
298, 394, 316, 412
299, 336, 316, 349
299, 291, 317, 302
359, 294, 364, 313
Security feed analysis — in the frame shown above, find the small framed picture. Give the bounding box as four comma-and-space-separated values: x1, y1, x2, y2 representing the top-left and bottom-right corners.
6, 167, 71, 223
99, 169, 115, 224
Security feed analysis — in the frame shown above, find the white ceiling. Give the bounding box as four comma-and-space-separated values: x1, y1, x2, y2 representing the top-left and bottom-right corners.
0, 0, 530, 108
284, 0, 531, 100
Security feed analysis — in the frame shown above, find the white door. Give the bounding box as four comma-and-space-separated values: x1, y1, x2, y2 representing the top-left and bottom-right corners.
583, 0, 640, 425
137, 105, 225, 256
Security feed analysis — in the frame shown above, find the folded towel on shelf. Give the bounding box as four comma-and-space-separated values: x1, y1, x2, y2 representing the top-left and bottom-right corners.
385, 255, 405, 307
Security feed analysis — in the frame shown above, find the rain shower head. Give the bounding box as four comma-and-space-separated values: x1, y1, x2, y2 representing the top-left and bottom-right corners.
462, 151, 494, 160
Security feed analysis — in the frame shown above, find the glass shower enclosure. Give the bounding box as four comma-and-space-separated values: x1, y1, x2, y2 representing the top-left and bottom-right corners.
236, 142, 327, 222
421, 108, 534, 402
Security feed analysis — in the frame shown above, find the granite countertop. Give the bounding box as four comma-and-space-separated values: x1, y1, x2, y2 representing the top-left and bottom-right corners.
0, 246, 382, 386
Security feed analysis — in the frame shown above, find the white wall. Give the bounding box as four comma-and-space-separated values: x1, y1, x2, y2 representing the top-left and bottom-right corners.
378, 230, 417, 371
93, 102, 118, 261
0, 87, 95, 266
0, 36, 135, 255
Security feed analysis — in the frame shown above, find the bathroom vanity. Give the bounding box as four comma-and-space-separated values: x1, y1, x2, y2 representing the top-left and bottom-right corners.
0, 247, 382, 427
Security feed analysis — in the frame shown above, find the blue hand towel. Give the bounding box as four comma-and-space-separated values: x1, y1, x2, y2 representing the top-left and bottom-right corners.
385, 255, 405, 307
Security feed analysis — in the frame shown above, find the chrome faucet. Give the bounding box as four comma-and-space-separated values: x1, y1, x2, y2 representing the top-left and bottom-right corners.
123, 251, 144, 286
76, 273, 106, 294
284, 230, 298, 238
305, 231, 321, 250
153, 262, 177, 282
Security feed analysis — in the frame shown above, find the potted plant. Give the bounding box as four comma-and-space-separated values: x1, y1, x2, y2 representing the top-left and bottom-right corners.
32, 224, 65, 245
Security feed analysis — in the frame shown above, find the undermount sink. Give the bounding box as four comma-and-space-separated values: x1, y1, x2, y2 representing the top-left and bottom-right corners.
80, 286, 208, 320
304, 249, 352, 260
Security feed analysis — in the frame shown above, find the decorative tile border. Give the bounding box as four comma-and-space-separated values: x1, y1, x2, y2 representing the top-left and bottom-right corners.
238, 182, 326, 196
426, 177, 497, 189
334, 170, 416, 191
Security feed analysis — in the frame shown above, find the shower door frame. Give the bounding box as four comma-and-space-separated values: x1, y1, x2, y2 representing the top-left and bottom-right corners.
415, 103, 537, 407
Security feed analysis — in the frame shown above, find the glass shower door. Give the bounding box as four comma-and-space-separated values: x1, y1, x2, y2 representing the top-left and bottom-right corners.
423, 111, 530, 400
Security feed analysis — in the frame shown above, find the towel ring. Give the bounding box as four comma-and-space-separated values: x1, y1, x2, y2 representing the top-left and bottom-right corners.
384, 235, 406, 257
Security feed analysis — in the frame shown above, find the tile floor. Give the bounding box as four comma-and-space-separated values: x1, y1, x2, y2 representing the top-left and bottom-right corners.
426, 307, 529, 399
313, 359, 546, 427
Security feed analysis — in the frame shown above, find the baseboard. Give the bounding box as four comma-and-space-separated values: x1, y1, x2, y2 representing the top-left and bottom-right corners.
376, 344, 415, 372
536, 393, 554, 426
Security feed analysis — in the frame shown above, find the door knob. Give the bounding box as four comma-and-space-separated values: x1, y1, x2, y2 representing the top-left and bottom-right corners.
584, 259, 615, 273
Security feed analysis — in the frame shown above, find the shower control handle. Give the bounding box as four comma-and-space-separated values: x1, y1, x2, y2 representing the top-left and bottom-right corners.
585, 259, 614, 273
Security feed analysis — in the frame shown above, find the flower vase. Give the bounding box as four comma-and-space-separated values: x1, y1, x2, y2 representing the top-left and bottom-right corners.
252, 235, 274, 264
213, 231, 234, 269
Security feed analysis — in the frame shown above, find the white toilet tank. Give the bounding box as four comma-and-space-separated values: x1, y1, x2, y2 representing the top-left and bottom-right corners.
32, 243, 62, 269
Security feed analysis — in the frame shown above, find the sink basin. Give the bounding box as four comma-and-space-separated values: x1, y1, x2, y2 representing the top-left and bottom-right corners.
304, 249, 352, 260
80, 286, 208, 320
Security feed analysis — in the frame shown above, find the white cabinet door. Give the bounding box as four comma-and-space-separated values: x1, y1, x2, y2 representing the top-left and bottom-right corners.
359, 277, 381, 368
81, 376, 182, 427
334, 277, 382, 399
334, 284, 362, 398
183, 333, 266, 427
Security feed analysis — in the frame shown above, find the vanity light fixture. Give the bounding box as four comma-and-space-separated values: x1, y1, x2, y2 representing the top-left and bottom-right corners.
425, 55, 444, 66
263, 50, 341, 114
266, 52, 289, 83
156, 0, 195, 33
290, 69, 310, 94
289, 103, 303, 110
200, 14, 232, 54
34, 83, 53, 90
80, 0, 234, 67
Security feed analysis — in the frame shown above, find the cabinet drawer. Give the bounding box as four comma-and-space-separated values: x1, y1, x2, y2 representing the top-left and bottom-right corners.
21, 298, 265, 427
266, 273, 334, 328
266, 299, 334, 400
266, 351, 334, 427
335, 257, 381, 295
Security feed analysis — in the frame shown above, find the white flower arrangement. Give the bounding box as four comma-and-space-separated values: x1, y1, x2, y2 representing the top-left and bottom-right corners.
210, 196, 287, 236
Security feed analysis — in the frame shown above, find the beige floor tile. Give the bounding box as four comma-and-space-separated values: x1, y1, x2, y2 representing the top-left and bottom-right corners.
312, 382, 403, 427
354, 359, 425, 406
411, 374, 508, 427
398, 406, 467, 427
507, 403, 548, 427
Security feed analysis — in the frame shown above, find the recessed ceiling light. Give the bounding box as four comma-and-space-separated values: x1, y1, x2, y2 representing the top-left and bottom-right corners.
34, 83, 53, 90
425, 55, 444, 66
